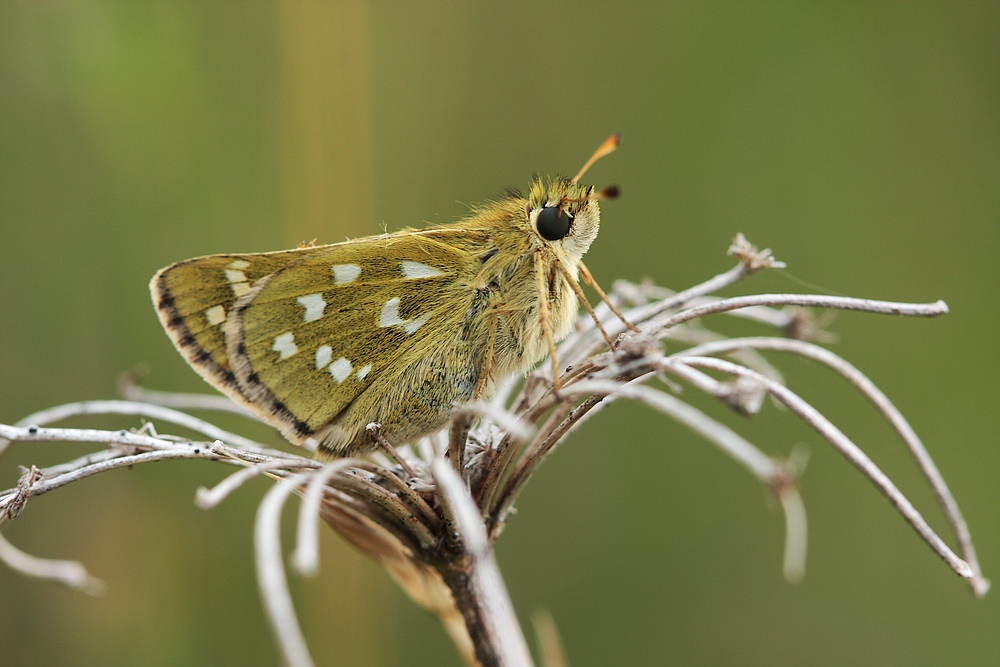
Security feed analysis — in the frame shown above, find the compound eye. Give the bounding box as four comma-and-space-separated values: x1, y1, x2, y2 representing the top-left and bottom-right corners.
536, 206, 572, 241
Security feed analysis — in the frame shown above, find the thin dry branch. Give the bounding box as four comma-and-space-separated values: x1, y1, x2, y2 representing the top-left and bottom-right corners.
676, 336, 987, 593
433, 459, 535, 667
676, 355, 977, 585
256, 472, 317, 667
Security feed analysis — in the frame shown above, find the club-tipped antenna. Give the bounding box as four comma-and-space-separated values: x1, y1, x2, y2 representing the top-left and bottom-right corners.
572, 132, 621, 184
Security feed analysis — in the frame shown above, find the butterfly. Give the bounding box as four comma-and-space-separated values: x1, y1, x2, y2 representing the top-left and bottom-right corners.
151, 134, 624, 457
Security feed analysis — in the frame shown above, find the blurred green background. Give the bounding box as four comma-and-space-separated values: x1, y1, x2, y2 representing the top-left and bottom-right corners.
1, 2, 997, 665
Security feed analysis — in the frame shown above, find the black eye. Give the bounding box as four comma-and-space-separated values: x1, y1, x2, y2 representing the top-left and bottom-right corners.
536, 206, 572, 241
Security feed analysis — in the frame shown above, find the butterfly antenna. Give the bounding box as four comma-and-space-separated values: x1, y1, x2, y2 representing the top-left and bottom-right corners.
572, 132, 621, 184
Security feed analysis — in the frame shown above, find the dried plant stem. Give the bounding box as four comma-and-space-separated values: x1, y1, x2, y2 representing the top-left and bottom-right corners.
475, 399, 571, 518
0, 527, 105, 595
0, 399, 266, 454
651, 294, 947, 336
448, 413, 473, 473
433, 459, 534, 667
366, 423, 420, 479
778, 483, 809, 583
532, 609, 568, 667
676, 336, 987, 593
292, 461, 356, 576
677, 356, 976, 583
256, 472, 317, 667
496, 379, 810, 579
349, 461, 440, 528
196, 456, 312, 510
120, 373, 254, 416
625, 255, 758, 327
494, 394, 605, 522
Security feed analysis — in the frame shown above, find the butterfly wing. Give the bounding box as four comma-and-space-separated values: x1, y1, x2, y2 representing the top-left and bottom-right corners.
151, 248, 306, 405
153, 228, 496, 455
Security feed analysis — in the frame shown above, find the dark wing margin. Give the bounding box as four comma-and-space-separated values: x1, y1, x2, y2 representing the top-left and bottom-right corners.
224, 273, 323, 450
149, 250, 309, 423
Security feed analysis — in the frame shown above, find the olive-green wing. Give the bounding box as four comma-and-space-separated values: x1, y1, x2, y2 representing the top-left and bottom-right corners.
151, 248, 308, 408
152, 229, 488, 451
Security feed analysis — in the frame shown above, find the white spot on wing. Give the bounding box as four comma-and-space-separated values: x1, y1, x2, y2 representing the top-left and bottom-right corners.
332, 263, 361, 285
400, 260, 445, 279
272, 332, 298, 359
302, 437, 318, 453
205, 305, 226, 326
329, 357, 352, 383
355, 364, 372, 380
378, 297, 429, 335
225, 267, 251, 297
403, 315, 429, 335
379, 298, 404, 328
315, 345, 332, 370
297, 293, 326, 322
230, 282, 251, 297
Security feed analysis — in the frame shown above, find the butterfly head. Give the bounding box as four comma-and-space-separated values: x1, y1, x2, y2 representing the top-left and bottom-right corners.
525, 132, 621, 261
525, 177, 604, 261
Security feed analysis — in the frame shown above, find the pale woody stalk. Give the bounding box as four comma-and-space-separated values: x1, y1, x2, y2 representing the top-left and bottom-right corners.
0, 235, 988, 666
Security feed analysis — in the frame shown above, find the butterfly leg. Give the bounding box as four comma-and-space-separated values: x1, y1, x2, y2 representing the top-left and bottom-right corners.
473, 310, 500, 400
557, 262, 616, 349
579, 261, 639, 332
366, 424, 419, 479
534, 249, 562, 390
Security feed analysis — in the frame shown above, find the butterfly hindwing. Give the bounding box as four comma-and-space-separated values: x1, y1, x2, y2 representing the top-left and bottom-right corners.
151, 249, 307, 407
